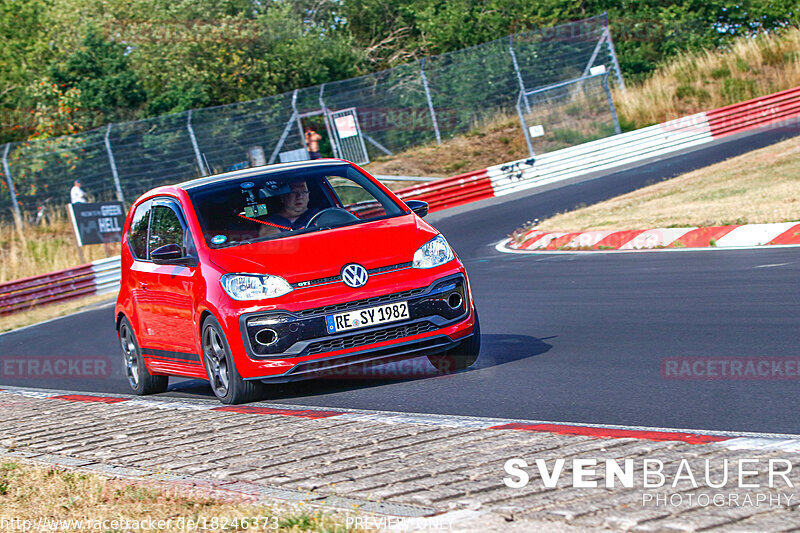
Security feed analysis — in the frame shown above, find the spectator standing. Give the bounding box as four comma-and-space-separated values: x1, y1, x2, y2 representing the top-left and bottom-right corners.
70, 179, 88, 204
304, 128, 322, 160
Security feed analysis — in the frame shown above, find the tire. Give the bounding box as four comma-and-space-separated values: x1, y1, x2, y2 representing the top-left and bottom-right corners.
201, 316, 263, 405
118, 317, 168, 395
428, 309, 481, 373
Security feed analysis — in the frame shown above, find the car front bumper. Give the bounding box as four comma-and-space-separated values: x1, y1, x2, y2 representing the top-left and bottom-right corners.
227, 271, 476, 380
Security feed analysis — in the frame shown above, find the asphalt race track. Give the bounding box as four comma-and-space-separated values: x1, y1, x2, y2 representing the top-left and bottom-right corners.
2, 125, 798, 434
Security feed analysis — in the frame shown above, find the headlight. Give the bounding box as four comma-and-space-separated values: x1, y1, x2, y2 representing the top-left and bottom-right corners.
413, 234, 454, 269
220, 273, 293, 301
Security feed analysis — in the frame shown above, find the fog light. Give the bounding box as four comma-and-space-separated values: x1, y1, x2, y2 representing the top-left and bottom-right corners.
448, 293, 463, 309
255, 328, 278, 346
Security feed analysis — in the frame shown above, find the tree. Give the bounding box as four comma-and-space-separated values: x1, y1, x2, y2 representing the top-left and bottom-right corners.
49, 28, 146, 127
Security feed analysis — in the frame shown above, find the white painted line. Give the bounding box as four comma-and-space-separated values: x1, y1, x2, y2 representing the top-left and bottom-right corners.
719, 438, 800, 453
124, 398, 217, 411
754, 263, 792, 268
494, 238, 800, 255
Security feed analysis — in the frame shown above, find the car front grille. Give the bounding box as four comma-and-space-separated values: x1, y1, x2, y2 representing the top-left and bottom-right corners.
297, 287, 426, 318
305, 321, 438, 355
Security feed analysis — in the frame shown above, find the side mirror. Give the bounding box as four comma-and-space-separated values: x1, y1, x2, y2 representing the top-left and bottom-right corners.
405, 200, 429, 218
151, 243, 187, 265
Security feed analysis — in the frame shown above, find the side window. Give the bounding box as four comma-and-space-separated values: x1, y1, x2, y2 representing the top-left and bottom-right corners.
128, 201, 151, 260
149, 204, 185, 256
327, 177, 388, 219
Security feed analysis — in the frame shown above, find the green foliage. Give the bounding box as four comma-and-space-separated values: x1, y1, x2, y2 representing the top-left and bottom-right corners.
710, 66, 731, 79
721, 78, 757, 102
49, 28, 145, 127
735, 57, 751, 72
1, 0, 798, 144
675, 84, 711, 102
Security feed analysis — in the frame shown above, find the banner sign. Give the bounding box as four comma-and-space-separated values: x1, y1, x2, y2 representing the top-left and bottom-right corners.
68, 202, 125, 247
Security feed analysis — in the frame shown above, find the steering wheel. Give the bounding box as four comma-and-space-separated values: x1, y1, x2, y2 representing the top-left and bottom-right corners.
305, 207, 359, 228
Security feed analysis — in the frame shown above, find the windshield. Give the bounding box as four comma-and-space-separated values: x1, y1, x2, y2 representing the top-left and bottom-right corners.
188, 164, 407, 248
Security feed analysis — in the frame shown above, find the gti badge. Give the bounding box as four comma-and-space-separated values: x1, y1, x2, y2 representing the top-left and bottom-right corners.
341, 263, 369, 288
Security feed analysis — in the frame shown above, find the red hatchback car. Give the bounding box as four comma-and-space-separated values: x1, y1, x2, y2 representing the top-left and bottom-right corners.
115, 160, 479, 404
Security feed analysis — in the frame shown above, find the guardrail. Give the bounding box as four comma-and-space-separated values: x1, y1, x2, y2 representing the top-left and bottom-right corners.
3, 86, 800, 317
0, 256, 120, 316
396, 85, 800, 211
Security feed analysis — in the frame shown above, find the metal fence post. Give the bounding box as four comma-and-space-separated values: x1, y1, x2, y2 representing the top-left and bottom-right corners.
582, 32, 606, 79
292, 89, 305, 149
602, 14, 626, 92
509, 36, 530, 114
602, 74, 622, 134
2, 143, 24, 232
516, 93, 535, 158
104, 124, 126, 203
187, 110, 208, 176
318, 84, 340, 158
269, 90, 303, 165
420, 58, 442, 145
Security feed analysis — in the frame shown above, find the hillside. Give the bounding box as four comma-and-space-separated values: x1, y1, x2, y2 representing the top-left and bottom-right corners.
530, 134, 800, 233
366, 26, 800, 178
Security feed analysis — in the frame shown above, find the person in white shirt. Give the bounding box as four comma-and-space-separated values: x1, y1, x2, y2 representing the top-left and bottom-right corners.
70, 179, 88, 204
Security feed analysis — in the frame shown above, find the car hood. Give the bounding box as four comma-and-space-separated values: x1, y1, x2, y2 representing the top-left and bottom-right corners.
207, 214, 439, 283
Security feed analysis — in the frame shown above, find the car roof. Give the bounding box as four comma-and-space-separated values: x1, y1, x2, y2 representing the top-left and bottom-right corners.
176, 159, 352, 191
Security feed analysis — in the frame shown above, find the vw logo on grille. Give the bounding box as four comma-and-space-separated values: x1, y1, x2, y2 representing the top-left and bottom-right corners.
341, 263, 369, 288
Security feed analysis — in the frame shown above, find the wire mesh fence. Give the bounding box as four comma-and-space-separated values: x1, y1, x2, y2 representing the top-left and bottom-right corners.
1, 13, 623, 222
517, 71, 621, 156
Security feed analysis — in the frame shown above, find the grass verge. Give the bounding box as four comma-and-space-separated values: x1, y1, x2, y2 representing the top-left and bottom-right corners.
0, 210, 114, 284
0, 460, 363, 532
529, 134, 800, 233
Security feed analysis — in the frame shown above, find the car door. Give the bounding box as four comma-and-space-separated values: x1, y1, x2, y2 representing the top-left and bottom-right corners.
135, 198, 202, 373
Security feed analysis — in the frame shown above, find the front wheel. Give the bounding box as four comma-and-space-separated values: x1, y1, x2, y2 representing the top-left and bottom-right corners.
202, 316, 263, 404
118, 317, 168, 395
428, 310, 481, 373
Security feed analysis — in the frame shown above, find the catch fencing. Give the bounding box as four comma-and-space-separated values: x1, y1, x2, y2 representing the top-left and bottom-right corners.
517, 70, 621, 157
1, 14, 622, 224
396, 85, 800, 209
3, 86, 799, 316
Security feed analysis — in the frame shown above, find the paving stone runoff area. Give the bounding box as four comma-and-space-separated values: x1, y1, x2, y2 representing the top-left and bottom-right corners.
2, 388, 800, 532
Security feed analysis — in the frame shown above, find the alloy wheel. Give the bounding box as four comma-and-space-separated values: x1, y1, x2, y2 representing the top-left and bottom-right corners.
203, 326, 230, 398
119, 323, 140, 389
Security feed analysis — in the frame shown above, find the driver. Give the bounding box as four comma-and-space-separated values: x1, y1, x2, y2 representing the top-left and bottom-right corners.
259, 180, 319, 236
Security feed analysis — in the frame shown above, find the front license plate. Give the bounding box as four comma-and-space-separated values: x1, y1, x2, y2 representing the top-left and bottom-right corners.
325, 302, 409, 333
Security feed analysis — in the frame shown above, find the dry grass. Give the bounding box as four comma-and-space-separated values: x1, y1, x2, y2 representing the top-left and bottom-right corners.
0, 460, 362, 532
534, 134, 800, 232
615, 26, 800, 127
368, 27, 800, 179
0, 210, 115, 284
365, 113, 532, 177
